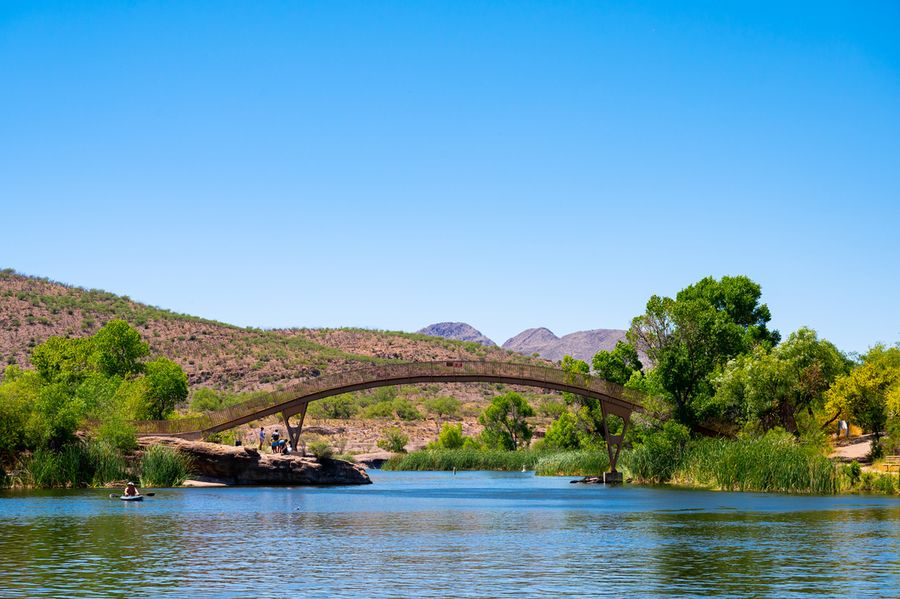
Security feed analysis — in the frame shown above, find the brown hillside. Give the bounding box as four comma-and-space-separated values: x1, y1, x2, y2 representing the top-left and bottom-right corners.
0, 270, 536, 392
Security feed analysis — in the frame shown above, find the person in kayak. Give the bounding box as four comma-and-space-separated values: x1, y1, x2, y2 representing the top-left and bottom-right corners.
124, 482, 140, 497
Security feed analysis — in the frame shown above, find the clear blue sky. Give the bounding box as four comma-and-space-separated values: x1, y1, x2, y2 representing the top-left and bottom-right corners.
1, 1, 898, 354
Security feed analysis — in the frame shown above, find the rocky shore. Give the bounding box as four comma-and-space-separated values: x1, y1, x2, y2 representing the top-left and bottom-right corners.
139, 436, 371, 486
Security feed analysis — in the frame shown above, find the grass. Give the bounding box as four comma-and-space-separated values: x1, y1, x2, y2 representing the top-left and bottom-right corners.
139, 445, 192, 487
14, 441, 129, 488
665, 436, 839, 494
534, 450, 610, 476
384, 448, 548, 471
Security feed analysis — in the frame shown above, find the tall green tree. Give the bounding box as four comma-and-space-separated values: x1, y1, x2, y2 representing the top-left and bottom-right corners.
592, 340, 643, 385
628, 275, 779, 425
140, 357, 188, 420
92, 319, 149, 378
479, 392, 534, 450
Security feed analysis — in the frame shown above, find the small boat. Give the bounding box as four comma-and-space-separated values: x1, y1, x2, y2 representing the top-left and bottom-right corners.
119, 494, 144, 502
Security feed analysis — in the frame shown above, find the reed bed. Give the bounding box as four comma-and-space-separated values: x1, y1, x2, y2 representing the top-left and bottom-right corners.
139, 445, 192, 487
384, 448, 546, 471
16, 442, 128, 488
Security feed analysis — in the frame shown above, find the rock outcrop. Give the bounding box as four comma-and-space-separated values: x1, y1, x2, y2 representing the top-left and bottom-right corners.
139, 436, 371, 486
502, 327, 626, 362
417, 322, 497, 347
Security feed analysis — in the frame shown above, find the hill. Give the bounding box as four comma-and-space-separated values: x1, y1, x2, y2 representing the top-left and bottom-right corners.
417, 322, 496, 346
502, 327, 627, 362
0, 269, 532, 391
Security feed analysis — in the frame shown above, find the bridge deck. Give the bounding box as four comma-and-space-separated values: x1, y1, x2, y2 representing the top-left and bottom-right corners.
134, 360, 644, 437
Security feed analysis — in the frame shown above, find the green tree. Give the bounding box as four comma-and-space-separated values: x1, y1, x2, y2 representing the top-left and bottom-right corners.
542, 411, 580, 450
825, 345, 900, 457
714, 327, 849, 433
139, 357, 188, 420
628, 275, 779, 425
592, 341, 643, 385
30, 336, 95, 386
92, 320, 149, 378
560, 355, 605, 441
479, 392, 534, 450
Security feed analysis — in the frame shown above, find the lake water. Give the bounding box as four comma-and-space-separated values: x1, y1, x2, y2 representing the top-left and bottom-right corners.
1, 471, 899, 598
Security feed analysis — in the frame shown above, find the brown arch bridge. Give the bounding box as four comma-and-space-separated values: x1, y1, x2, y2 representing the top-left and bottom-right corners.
135, 361, 644, 475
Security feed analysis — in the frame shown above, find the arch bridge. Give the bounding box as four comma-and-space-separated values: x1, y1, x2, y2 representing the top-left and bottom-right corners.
134, 361, 644, 475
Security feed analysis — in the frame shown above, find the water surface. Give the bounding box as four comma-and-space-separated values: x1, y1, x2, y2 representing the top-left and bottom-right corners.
2, 471, 898, 598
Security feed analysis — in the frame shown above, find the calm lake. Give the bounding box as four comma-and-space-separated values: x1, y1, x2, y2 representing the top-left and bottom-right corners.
1, 471, 898, 598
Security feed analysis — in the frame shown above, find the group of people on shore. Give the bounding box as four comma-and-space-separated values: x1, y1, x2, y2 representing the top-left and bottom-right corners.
257, 426, 291, 454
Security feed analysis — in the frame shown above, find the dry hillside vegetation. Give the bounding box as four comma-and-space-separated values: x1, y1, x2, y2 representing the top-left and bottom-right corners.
0, 270, 537, 392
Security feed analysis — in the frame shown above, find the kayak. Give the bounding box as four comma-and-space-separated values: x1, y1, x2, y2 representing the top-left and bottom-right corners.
119, 494, 143, 502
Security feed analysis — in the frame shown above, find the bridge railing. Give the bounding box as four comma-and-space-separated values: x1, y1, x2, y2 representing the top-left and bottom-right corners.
133, 361, 644, 435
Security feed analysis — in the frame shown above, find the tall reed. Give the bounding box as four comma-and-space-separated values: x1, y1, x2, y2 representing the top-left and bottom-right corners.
139, 445, 192, 487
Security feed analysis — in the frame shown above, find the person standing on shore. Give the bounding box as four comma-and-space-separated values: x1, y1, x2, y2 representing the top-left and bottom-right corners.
258, 426, 266, 450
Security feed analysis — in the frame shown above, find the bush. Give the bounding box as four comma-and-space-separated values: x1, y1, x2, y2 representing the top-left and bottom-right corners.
429, 423, 465, 449
377, 427, 409, 453
97, 418, 137, 452
393, 398, 423, 421
307, 438, 334, 460
361, 401, 396, 419
543, 412, 581, 450
315, 394, 358, 420
139, 445, 191, 487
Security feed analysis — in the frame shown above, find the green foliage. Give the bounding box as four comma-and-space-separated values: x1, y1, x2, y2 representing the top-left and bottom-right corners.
658, 430, 838, 494
423, 396, 461, 420
429, 423, 466, 449
360, 400, 396, 419
533, 450, 610, 476
97, 417, 137, 452
190, 388, 224, 412
537, 398, 567, 419
20, 441, 128, 488
307, 438, 334, 460
377, 427, 410, 453
393, 398, 423, 421
384, 447, 546, 471
543, 412, 581, 450
92, 320, 149, 377
318, 394, 359, 419
479, 392, 534, 450
627, 422, 691, 483
629, 275, 779, 425
139, 357, 188, 420
592, 341, 642, 385
139, 445, 191, 487
714, 327, 849, 432
0, 366, 34, 461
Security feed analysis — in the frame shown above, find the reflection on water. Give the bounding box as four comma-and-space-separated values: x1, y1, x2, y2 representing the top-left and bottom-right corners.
2, 471, 898, 598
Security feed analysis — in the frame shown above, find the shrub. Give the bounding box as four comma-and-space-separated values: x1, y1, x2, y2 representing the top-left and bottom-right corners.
139, 445, 191, 487
20, 441, 128, 488
97, 418, 137, 452
393, 398, 423, 421
377, 427, 409, 453
543, 412, 580, 450
430, 423, 465, 449
307, 438, 334, 460
316, 395, 358, 419
361, 401, 396, 419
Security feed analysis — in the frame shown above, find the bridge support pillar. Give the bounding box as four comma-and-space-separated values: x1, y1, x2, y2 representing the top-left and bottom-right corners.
600, 402, 632, 475
281, 403, 308, 454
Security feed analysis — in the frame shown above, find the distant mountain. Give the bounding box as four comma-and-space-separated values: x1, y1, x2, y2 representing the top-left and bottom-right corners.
417, 322, 497, 347
502, 327, 626, 362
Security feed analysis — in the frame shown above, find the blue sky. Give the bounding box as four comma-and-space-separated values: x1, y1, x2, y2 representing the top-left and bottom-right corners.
1, 1, 898, 353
